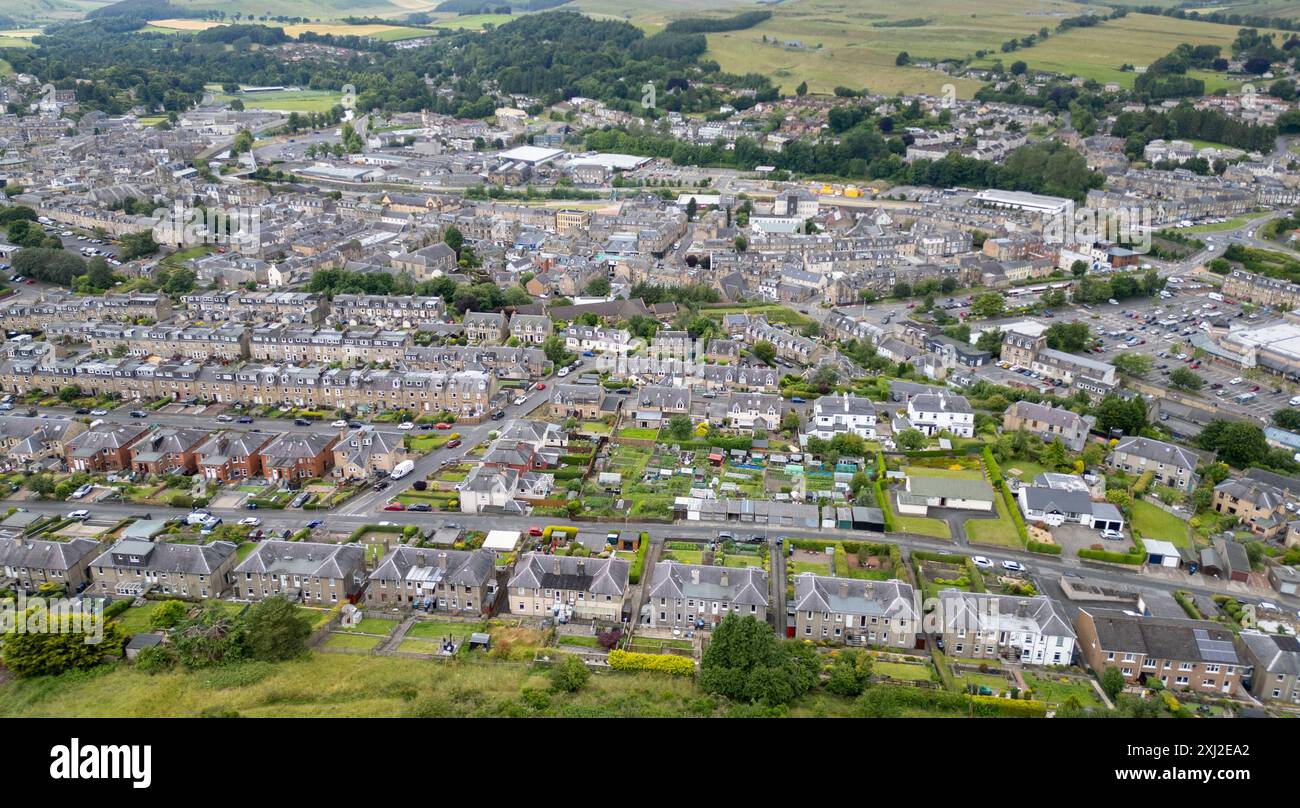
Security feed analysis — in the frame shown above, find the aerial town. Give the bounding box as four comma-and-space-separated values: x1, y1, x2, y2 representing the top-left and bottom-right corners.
0, 0, 1298, 728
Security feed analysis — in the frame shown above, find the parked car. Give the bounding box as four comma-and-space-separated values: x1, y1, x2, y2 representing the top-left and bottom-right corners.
238, 517, 261, 527
67, 509, 90, 520
1100, 529, 1124, 541
435, 422, 452, 430
1001, 560, 1025, 572
446, 438, 462, 449
972, 556, 993, 569
238, 416, 255, 424
528, 526, 544, 537
383, 502, 405, 511
398, 422, 414, 430
372, 481, 390, 492
70, 483, 94, 500
407, 504, 431, 512
90, 409, 109, 416
128, 410, 146, 418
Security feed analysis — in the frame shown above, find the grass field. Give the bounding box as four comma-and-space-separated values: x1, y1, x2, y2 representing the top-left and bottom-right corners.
0, 652, 746, 717
1024, 672, 1104, 707
621, 0, 1293, 97
1131, 499, 1190, 548
212, 88, 343, 113
966, 492, 1022, 548
148, 18, 433, 41
969, 12, 1288, 89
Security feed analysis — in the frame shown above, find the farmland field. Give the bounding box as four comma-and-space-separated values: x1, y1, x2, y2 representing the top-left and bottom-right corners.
148, 19, 433, 40
211, 88, 344, 113
577, 0, 1296, 98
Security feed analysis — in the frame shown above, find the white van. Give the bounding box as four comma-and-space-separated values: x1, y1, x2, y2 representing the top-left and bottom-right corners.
1289, 395, 1300, 407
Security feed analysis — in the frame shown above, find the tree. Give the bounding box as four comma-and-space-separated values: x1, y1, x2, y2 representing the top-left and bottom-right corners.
232, 128, 254, 154
2, 612, 125, 677
752, 340, 776, 366
897, 428, 927, 451
1272, 409, 1300, 431
1168, 367, 1203, 391
825, 648, 872, 696
1044, 321, 1091, 352
583, 276, 611, 297
1100, 666, 1126, 700
443, 225, 464, 256
150, 599, 189, 630
84, 257, 117, 291
1196, 420, 1268, 468
795, 80, 808, 97
734, 234, 748, 252
1094, 394, 1146, 436
1112, 352, 1152, 378
895, 51, 910, 66
172, 602, 246, 668
892, 281, 912, 298
549, 654, 590, 693
666, 414, 693, 441
685, 197, 698, 221
56, 385, 82, 403
244, 597, 312, 661
975, 329, 1005, 354
970, 292, 1006, 318
120, 230, 159, 261
1010, 60, 1028, 75
541, 334, 575, 368
700, 614, 817, 706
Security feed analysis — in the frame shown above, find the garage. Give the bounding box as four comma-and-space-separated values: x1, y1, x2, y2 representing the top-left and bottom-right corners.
1144, 539, 1182, 568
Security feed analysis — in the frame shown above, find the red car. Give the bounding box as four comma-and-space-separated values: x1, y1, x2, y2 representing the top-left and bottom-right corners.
383, 502, 405, 511
535, 382, 546, 390
435, 422, 451, 430
446, 438, 462, 449
528, 526, 544, 537
1250, 385, 1260, 392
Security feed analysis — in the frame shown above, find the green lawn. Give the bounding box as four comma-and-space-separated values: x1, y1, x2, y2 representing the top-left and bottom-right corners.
1131, 499, 1190, 548
966, 493, 1022, 548
339, 618, 398, 636
895, 514, 952, 539
323, 633, 382, 651
1024, 673, 1104, 707
615, 427, 659, 440
905, 465, 984, 480
873, 661, 933, 681
405, 620, 479, 641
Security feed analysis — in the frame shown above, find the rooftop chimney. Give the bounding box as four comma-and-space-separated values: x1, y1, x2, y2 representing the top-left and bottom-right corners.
1017, 600, 1028, 617
437, 552, 447, 570
415, 551, 426, 567
552, 558, 561, 575
576, 558, 585, 575
719, 571, 728, 588
839, 581, 849, 599
690, 568, 700, 585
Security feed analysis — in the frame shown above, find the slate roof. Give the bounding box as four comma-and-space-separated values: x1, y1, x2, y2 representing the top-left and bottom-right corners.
1240, 632, 1300, 676
234, 540, 364, 579
648, 561, 768, 606
369, 546, 495, 587
508, 553, 628, 596
1113, 436, 1198, 470
91, 539, 236, 574
939, 591, 1074, 638
1083, 608, 1240, 665
0, 536, 99, 571
793, 573, 916, 619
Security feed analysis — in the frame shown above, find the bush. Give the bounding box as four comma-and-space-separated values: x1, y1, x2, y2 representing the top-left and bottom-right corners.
549, 654, 591, 692
609, 649, 695, 676
134, 644, 178, 674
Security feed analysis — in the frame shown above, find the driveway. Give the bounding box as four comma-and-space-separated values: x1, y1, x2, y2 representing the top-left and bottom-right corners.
926, 506, 997, 547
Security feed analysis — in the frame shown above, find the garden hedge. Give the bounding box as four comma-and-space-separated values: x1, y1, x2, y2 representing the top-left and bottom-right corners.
608, 649, 695, 676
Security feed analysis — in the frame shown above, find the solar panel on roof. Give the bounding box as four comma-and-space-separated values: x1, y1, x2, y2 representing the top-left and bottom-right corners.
1193, 629, 1238, 663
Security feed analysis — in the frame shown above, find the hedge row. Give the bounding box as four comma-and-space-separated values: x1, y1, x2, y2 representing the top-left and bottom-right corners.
969, 695, 1049, 718
1078, 548, 1144, 564
912, 550, 968, 564
1027, 540, 1063, 555
608, 648, 695, 676
628, 532, 650, 585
